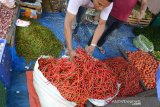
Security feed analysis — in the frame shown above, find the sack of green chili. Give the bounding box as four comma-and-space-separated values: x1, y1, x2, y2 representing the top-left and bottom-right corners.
133, 34, 154, 52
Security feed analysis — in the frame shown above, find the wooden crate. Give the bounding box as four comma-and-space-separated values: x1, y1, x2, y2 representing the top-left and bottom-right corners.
20, 2, 41, 12
127, 16, 152, 26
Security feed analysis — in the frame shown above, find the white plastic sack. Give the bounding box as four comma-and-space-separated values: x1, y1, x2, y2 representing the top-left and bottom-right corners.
89, 83, 121, 106
33, 56, 77, 107
33, 56, 120, 107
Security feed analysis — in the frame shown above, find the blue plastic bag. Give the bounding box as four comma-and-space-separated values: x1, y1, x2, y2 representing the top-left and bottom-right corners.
156, 64, 160, 101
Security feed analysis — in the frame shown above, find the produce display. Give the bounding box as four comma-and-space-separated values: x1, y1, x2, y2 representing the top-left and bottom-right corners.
38, 48, 142, 106
103, 57, 143, 97
15, 19, 62, 63
133, 34, 154, 52
127, 50, 159, 89
38, 48, 118, 106
134, 26, 160, 51
152, 51, 160, 61
130, 5, 152, 19
134, 26, 160, 60
127, 4, 153, 26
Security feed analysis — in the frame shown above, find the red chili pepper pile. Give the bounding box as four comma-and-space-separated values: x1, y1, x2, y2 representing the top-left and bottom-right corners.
127, 50, 159, 89
103, 57, 143, 97
38, 48, 117, 106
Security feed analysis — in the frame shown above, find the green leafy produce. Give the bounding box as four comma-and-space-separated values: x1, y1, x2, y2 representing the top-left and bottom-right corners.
133, 34, 154, 52
152, 51, 160, 61
134, 26, 160, 51
16, 19, 62, 63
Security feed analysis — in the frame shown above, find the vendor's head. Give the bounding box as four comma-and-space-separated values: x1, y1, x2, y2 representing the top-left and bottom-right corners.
93, 0, 112, 10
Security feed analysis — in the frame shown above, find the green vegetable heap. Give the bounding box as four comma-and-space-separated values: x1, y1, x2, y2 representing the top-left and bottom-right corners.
16, 19, 62, 63
134, 26, 160, 60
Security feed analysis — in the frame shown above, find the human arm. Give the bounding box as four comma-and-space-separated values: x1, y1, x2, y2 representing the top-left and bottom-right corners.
86, 19, 106, 55
86, 2, 113, 55
138, 0, 148, 21
64, 0, 82, 60
64, 11, 76, 61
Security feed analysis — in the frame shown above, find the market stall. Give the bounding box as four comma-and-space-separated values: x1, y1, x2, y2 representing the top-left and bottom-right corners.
0, 1, 160, 107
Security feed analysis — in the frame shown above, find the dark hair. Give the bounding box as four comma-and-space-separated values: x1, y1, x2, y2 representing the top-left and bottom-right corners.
91, 0, 113, 2
108, 0, 113, 2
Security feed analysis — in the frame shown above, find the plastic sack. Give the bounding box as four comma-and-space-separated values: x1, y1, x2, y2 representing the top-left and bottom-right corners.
33, 56, 77, 107
156, 64, 160, 101
133, 34, 154, 52
62, 55, 121, 106
89, 83, 121, 106
0, 0, 15, 8
33, 56, 120, 107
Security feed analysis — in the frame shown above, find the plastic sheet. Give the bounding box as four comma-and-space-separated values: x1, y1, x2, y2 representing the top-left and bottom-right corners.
0, 4, 14, 38
0, 40, 12, 88
38, 12, 137, 60
10, 12, 138, 72
7, 12, 160, 107
8, 46, 37, 72
9, 46, 27, 72
7, 72, 30, 107
26, 71, 41, 107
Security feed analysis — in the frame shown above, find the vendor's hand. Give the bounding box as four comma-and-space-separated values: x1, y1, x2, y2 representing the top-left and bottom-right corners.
136, 12, 145, 24
136, 12, 141, 23
85, 45, 96, 56
137, 17, 143, 24
68, 50, 77, 61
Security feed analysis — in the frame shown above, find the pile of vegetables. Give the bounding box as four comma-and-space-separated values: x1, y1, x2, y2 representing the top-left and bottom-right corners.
38, 48, 142, 106
38, 48, 118, 106
127, 50, 159, 89
130, 5, 152, 19
152, 51, 160, 61
133, 34, 154, 52
134, 26, 160, 60
15, 19, 62, 62
134, 26, 160, 51
103, 57, 143, 97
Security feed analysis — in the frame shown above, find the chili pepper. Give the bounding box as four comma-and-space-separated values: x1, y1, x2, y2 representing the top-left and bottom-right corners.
38, 48, 144, 106
127, 50, 159, 89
